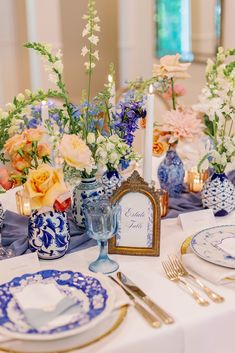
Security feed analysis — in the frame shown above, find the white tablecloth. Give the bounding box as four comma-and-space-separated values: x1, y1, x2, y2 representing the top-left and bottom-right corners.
1, 191, 235, 353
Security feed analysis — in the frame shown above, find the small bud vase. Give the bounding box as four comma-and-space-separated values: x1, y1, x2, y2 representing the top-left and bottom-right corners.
201, 172, 235, 216
101, 169, 123, 198
72, 177, 104, 228
157, 145, 185, 198
28, 209, 70, 259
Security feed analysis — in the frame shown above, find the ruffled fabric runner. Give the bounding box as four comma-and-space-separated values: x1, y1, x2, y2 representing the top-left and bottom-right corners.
1, 170, 235, 257
1, 211, 95, 256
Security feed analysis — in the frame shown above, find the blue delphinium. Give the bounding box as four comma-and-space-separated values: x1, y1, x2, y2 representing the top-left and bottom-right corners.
114, 98, 146, 147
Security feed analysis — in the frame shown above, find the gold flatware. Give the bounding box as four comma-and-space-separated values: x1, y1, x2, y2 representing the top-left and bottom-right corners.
117, 271, 174, 324
109, 276, 161, 328
169, 256, 224, 303
162, 260, 209, 306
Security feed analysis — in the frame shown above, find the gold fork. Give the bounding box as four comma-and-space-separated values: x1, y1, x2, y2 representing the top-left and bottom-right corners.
162, 260, 209, 306
168, 256, 224, 303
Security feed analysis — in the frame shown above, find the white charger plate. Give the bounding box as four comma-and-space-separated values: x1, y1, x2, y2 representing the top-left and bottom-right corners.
191, 225, 235, 268
0, 269, 115, 341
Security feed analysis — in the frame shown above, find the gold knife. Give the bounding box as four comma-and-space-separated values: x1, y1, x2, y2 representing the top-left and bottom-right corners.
109, 276, 161, 328
117, 272, 174, 324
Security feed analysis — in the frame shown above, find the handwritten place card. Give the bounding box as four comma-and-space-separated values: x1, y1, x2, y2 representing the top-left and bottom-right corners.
178, 209, 215, 233
0, 252, 40, 284
117, 192, 153, 248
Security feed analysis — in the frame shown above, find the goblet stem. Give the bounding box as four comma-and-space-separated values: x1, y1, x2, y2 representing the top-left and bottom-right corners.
98, 240, 108, 261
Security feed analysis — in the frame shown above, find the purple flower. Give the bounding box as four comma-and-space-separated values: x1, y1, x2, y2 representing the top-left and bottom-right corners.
114, 99, 146, 146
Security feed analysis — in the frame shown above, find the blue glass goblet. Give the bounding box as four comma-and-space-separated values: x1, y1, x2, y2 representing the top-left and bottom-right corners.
84, 198, 119, 274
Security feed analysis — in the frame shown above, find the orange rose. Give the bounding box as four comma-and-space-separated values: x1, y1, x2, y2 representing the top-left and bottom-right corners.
11, 154, 30, 172
4, 134, 26, 156
0, 166, 13, 190
23, 128, 44, 142
37, 143, 51, 158
152, 141, 169, 157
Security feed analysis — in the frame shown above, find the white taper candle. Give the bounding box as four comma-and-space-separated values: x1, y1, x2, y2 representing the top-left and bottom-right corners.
143, 84, 154, 184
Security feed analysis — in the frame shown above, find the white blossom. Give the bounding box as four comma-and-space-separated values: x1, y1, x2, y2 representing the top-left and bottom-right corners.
53, 60, 63, 74
88, 35, 99, 45
87, 132, 96, 144
16, 93, 25, 102
93, 50, 99, 61
5, 103, 15, 112
81, 46, 89, 57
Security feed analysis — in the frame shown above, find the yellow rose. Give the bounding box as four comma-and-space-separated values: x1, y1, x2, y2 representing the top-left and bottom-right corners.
153, 54, 191, 79
59, 134, 93, 170
25, 164, 68, 209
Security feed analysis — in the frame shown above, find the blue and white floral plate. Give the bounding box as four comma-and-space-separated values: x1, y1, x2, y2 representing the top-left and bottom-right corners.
0, 270, 115, 341
191, 225, 235, 268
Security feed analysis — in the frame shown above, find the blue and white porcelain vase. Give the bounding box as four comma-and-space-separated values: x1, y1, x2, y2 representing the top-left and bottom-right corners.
28, 209, 70, 259
101, 169, 123, 198
157, 146, 185, 198
201, 172, 235, 216
72, 177, 104, 228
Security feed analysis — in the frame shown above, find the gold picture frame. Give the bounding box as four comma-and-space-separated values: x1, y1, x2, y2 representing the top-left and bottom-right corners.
108, 171, 161, 256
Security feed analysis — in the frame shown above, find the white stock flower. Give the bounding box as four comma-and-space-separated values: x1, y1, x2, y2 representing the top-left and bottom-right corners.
5, 103, 15, 112
93, 50, 99, 61
94, 16, 100, 22
81, 46, 89, 56
17, 93, 25, 102
2, 112, 8, 119
24, 89, 31, 96
88, 35, 99, 45
94, 24, 100, 32
53, 60, 63, 74
97, 135, 105, 144
109, 152, 119, 164
82, 27, 89, 37
109, 134, 119, 143
87, 132, 96, 144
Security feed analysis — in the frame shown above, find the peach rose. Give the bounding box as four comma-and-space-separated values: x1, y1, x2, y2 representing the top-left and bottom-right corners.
59, 134, 93, 170
4, 134, 26, 156
11, 154, 30, 172
37, 143, 51, 158
153, 54, 191, 79
0, 166, 13, 190
23, 128, 44, 142
152, 140, 168, 157
25, 164, 68, 209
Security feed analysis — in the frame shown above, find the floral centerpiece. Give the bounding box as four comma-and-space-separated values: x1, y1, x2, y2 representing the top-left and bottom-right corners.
0, 0, 143, 229
194, 47, 235, 216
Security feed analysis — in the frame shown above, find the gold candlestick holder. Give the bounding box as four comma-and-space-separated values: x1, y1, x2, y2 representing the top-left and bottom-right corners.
15, 189, 31, 216
187, 169, 209, 193
156, 189, 168, 217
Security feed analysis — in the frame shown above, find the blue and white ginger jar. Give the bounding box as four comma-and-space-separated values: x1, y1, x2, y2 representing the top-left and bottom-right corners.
72, 177, 104, 228
157, 147, 185, 198
101, 170, 123, 198
201, 172, 235, 216
28, 210, 70, 259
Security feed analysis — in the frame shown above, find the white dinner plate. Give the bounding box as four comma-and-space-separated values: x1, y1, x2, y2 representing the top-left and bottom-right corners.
191, 225, 235, 268
0, 305, 128, 353
0, 269, 115, 341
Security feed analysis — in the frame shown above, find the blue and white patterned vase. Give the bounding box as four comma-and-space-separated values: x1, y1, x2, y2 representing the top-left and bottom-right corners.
201, 172, 235, 216
28, 210, 70, 259
157, 146, 185, 198
101, 169, 123, 198
72, 177, 104, 228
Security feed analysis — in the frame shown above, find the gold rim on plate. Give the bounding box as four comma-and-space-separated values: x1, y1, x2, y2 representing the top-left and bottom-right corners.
0, 305, 128, 353
180, 236, 193, 255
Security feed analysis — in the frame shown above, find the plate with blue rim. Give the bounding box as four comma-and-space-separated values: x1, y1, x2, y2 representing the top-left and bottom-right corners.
191, 225, 235, 268
0, 269, 115, 341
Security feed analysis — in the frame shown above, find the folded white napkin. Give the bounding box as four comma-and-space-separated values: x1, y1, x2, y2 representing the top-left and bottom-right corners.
14, 283, 78, 330
182, 253, 235, 284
